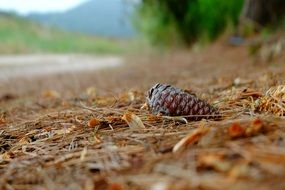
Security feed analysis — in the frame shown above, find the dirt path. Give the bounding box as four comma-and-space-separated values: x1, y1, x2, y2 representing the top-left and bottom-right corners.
0, 54, 122, 81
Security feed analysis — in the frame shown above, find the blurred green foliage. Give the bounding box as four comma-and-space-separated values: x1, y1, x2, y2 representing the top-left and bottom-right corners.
0, 14, 126, 54
135, 0, 244, 46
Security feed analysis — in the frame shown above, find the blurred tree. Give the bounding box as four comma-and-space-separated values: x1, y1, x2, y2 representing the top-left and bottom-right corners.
135, 0, 244, 46
241, 0, 285, 27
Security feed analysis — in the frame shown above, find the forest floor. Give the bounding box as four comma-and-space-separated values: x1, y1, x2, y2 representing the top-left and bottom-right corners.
0, 35, 285, 190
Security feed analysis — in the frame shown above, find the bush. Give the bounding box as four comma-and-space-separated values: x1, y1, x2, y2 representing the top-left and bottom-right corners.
135, 0, 244, 46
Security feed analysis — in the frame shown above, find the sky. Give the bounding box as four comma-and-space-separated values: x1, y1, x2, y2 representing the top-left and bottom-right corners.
0, 0, 88, 15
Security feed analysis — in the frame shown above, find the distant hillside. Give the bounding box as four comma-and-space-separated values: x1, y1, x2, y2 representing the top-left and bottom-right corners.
26, 0, 136, 38
0, 13, 126, 54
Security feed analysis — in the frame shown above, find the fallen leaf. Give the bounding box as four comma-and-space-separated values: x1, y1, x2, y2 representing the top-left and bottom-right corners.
173, 127, 209, 153
245, 118, 264, 136
197, 153, 231, 172
128, 91, 135, 102
106, 116, 123, 123
252, 118, 263, 126
228, 123, 245, 138
86, 87, 97, 98
107, 183, 123, 190
88, 118, 101, 128
0, 116, 6, 125
122, 113, 145, 132
42, 90, 60, 99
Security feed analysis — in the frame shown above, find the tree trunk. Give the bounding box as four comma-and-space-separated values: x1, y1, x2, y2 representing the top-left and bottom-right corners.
241, 0, 285, 27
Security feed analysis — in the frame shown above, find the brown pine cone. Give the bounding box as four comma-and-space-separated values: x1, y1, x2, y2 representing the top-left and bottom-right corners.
146, 83, 219, 121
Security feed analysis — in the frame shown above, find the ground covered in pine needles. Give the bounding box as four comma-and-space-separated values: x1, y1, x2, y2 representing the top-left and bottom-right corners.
0, 35, 285, 190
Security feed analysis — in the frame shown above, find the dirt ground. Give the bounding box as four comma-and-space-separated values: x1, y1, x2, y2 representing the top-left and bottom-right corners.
0, 37, 285, 190
0, 54, 121, 81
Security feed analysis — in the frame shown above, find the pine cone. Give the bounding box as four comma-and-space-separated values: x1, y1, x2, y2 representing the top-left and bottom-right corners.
146, 83, 219, 121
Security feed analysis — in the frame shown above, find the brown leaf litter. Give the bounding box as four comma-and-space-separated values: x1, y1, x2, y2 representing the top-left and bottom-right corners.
1, 37, 285, 190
